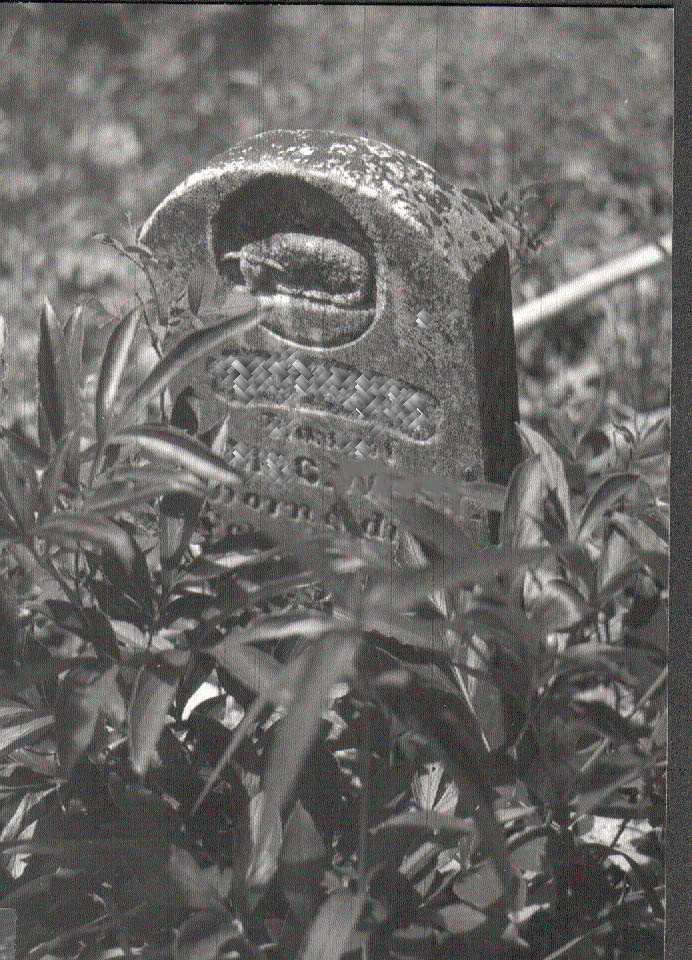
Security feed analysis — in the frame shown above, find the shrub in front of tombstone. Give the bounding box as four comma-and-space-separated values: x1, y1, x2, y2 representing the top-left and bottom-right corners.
0, 282, 665, 957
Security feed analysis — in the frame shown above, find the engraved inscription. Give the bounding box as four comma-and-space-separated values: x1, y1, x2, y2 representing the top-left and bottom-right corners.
211, 352, 441, 442
224, 483, 398, 542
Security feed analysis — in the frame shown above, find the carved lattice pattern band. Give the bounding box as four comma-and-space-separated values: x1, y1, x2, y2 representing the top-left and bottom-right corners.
210, 351, 438, 440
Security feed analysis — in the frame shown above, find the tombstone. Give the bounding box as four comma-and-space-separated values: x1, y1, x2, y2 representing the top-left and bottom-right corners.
138, 130, 521, 545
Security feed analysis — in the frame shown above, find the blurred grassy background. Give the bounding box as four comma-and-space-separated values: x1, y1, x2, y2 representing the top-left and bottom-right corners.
0, 4, 672, 432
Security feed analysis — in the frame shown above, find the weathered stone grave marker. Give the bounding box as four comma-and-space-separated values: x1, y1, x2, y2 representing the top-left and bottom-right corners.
138, 130, 521, 543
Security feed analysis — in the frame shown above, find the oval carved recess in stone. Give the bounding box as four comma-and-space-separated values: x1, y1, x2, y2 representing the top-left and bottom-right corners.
212, 174, 376, 348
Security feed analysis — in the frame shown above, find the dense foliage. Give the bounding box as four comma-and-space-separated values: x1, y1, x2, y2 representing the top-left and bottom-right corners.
0, 254, 667, 959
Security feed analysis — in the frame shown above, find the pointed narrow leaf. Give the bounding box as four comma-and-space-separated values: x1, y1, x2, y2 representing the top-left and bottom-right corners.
2, 429, 49, 471
264, 632, 358, 816
370, 490, 474, 559
116, 424, 242, 487
37, 402, 53, 455
45, 600, 120, 662
0, 714, 53, 758
501, 455, 546, 554
114, 308, 259, 431
535, 578, 592, 633
375, 671, 517, 899
33, 513, 138, 571
234, 792, 283, 891
279, 800, 327, 878
63, 303, 86, 386
84, 475, 206, 515
577, 473, 639, 540
517, 422, 573, 539
38, 299, 79, 441
209, 641, 283, 697
364, 544, 551, 614
163, 845, 229, 914
40, 430, 79, 516
0, 437, 32, 530
298, 888, 365, 960
99, 527, 154, 618
129, 648, 190, 776
453, 860, 504, 911
175, 911, 246, 960
363, 609, 446, 651
159, 490, 204, 576
54, 665, 120, 775
187, 264, 212, 318
95, 307, 141, 442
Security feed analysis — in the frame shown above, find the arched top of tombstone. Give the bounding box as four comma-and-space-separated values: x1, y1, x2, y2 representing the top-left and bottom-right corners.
139, 130, 505, 334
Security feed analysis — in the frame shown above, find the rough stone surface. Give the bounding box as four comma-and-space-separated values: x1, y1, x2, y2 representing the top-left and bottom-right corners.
138, 130, 521, 543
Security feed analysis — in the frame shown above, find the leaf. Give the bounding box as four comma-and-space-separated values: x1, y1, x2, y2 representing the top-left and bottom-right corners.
516, 422, 572, 539
187, 264, 217, 318
263, 632, 358, 817
95, 307, 141, 443
63, 303, 86, 386
92, 232, 127, 255
372, 810, 475, 839
298, 888, 365, 960
45, 600, 120, 662
113, 308, 259, 432
208, 641, 283, 698
277, 800, 329, 922
574, 698, 648, 745
338, 457, 506, 512
128, 648, 190, 776
217, 611, 334, 647
508, 830, 547, 873
37, 402, 53, 455
33, 513, 138, 571
375, 672, 517, 900
0, 713, 53, 758
501, 455, 544, 551
610, 510, 668, 557
0, 436, 32, 531
278, 800, 327, 887
234, 791, 283, 891
597, 525, 637, 597
453, 860, 504, 911
175, 912, 247, 960
412, 762, 444, 811
369, 490, 475, 559
363, 544, 551, 614
577, 473, 639, 541
38, 298, 79, 442
534, 579, 592, 633
40, 430, 80, 517
99, 526, 154, 618
163, 844, 228, 913
115, 424, 242, 487
54, 665, 122, 775
189, 653, 308, 817
438, 899, 488, 934
159, 489, 205, 584
83, 474, 207, 516
0, 656, 101, 698
1, 428, 49, 471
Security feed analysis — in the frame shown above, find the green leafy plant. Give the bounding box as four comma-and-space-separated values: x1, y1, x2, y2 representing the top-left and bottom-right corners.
0, 280, 666, 959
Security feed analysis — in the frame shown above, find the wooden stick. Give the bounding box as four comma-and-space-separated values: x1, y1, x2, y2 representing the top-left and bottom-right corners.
513, 233, 672, 336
